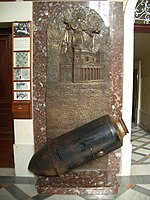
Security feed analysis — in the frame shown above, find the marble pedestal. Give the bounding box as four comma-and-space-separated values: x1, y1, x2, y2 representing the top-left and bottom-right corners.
36, 170, 119, 195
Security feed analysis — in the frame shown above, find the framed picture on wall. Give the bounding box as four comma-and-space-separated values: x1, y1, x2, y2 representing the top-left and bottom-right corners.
13, 22, 30, 37
14, 82, 30, 90
14, 69, 30, 80
14, 92, 30, 100
14, 38, 30, 51
14, 52, 30, 67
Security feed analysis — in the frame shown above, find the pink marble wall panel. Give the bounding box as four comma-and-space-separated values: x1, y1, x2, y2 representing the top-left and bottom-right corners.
32, 1, 124, 195
33, 2, 49, 149
109, 2, 124, 119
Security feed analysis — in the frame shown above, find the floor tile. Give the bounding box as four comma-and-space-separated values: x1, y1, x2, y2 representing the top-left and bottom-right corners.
132, 133, 144, 138
44, 195, 85, 200
0, 168, 15, 176
137, 184, 150, 191
5, 185, 30, 200
132, 153, 144, 161
0, 188, 17, 200
131, 135, 139, 139
144, 158, 150, 163
135, 148, 150, 155
133, 185, 150, 196
145, 135, 150, 139
32, 194, 52, 200
132, 141, 144, 146
80, 194, 114, 200
15, 184, 38, 197
144, 144, 150, 149
131, 165, 150, 175
115, 188, 150, 200
118, 175, 150, 184
137, 138, 150, 142
0, 176, 37, 184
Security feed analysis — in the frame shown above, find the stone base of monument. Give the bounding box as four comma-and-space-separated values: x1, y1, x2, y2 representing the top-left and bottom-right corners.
36, 155, 119, 195
36, 171, 118, 195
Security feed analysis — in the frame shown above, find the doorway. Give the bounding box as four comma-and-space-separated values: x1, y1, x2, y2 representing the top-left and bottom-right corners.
133, 24, 150, 130
132, 67, 139, 124
0, 24, 14, 167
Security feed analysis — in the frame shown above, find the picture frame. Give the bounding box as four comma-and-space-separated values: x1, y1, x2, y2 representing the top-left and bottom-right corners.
14, 69, 30, 80
14, 52, 30, 67
14, 82, 30, 90
14, 37, 30, 51
13, 22, 30, 37
14, 92, 30, 100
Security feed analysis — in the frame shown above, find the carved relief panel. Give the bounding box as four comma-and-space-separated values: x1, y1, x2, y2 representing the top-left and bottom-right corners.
47, 3, 109, 83
46, 2, 110, 141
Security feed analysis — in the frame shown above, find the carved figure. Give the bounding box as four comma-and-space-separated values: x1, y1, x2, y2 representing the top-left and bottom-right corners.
59, 5, 106, 82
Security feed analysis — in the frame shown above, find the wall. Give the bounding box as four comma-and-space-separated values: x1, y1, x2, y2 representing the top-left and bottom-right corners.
134, 32, 150, 131
0, 2, 34, 177
0, 2, 32, 22
120, 0, 138, 175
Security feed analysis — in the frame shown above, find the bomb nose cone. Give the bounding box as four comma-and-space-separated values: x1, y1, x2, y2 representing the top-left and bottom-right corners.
28, 141, 58, 176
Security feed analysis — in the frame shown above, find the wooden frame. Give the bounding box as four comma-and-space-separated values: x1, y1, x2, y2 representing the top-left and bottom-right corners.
12, 21, 32, 119
134, 24, 150, 33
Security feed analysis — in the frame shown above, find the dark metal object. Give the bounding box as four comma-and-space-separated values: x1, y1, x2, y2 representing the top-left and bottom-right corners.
28, 115, 128, 176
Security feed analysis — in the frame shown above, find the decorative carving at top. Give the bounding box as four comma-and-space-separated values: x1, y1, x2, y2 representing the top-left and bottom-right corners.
60, 5, 106, 82
134, 0, 150, 24
47, 4, 109, 83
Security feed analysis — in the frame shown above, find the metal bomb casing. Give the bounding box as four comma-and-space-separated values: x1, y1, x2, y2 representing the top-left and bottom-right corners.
28, 115, 128, 176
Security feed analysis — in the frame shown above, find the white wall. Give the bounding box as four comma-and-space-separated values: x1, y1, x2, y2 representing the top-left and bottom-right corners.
120, 0, 138, 175
0, 2, 34, 177
0, 2, 32, 22
14, 120, 34, 176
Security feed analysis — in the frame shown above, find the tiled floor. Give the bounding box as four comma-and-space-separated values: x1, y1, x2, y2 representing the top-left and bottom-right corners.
131, 124, 150, 177
0, 124, 150, 200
